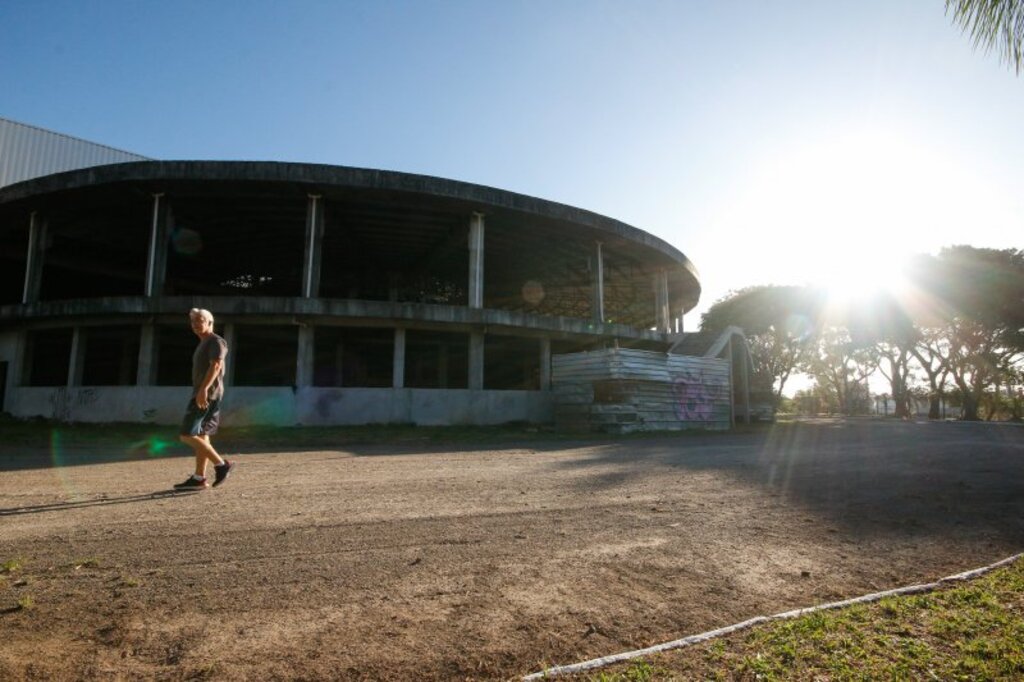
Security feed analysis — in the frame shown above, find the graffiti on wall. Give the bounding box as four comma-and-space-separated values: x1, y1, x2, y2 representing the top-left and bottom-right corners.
670, 368, 727, 422
47, 388, 99, 422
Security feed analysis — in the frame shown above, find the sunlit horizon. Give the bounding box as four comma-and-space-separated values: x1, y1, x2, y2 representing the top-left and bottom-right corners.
692, 121, 1021, 325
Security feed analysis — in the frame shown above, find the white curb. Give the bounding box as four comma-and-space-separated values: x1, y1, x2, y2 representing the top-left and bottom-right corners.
523, 552, 1023, 680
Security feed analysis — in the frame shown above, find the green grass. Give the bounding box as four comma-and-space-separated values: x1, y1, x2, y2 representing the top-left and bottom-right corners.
1, 558, 23, 573
580, 558, 1024, 681
0, 415, 757, 451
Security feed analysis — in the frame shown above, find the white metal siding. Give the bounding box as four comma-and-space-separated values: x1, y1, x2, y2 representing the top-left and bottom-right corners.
0, 117, 149, 188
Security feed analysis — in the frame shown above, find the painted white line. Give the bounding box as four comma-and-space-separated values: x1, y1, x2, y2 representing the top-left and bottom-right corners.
523, 552, 1024, 680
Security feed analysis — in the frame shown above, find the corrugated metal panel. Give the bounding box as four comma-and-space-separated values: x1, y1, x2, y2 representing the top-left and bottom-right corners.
552, 348, 733, 432
0, 117, 150, 188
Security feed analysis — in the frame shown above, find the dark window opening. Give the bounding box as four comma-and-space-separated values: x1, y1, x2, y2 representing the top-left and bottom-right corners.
313, 327, 393, 387
484, 335, 540, 390
39, 200, 151, 301
164, 194, 305, 297
26, 328, 73, 386
81, 326, 140, 386
319, 199, 468, 304
234, 325, 297, 386
0, 220, 28, 305
156, 325, 198, 386
404, 330, 468, 389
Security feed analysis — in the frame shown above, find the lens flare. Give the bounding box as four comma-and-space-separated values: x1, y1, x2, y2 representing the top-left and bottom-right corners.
172, 227, 203, 255
49, 429, 83, 500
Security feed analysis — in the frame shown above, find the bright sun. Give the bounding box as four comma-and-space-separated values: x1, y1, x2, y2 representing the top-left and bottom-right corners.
709, 123, 1015, 308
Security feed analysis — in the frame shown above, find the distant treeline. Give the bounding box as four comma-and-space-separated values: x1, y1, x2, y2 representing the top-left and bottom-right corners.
701, 246, 1024, 421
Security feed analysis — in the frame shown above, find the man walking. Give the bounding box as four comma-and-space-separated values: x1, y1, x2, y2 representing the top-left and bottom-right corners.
174, 308, 235, 490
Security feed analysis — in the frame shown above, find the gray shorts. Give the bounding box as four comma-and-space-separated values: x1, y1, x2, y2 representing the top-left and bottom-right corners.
180, 398, 221, 437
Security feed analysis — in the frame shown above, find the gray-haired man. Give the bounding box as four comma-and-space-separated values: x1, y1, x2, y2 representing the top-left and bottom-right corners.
174, 308, 235, 490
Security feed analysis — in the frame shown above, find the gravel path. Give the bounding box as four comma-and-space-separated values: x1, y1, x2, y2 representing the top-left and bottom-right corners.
1, 420, 1022, 680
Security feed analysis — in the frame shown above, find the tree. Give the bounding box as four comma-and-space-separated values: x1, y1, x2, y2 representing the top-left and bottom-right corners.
946, 0, 1024, 74
802, 326, 878, 416
844, 292, 919, 419
700, 285, 822, 404
909, 327, 953, 420
906, 246, 1024, 420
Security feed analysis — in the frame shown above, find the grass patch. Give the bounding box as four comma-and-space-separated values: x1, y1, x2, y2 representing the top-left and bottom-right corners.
580, 558, 1024, 680
1, 558, 23, 573
0, 416, 756, 452
15, 595, 34, 611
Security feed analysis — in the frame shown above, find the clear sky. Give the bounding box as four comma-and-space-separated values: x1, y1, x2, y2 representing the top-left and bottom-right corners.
2, 0, 1021, 330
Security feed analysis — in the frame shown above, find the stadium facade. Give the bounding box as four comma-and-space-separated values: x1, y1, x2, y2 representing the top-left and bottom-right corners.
0, 118, 752, 428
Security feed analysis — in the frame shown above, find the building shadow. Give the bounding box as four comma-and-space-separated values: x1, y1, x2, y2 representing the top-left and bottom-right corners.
549, 419, 1024, 543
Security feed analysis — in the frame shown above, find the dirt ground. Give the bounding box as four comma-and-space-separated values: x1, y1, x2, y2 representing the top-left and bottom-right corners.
1, 419, 1022, 681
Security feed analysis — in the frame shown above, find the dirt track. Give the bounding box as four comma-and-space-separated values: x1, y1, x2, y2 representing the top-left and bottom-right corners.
1, 419, 1022, 680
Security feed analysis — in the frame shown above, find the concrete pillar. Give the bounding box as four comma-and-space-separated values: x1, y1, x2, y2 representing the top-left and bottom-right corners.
727, 337, 735, 428
539, 337, 551, 391
145, 194, 170, 297
302, 195, 325, 298
654, 270, 670, 332
222, 324, 236, 387
68, 327, 85, 387
296, 325, 314, 387
740, 341, 751, 424
468, 332, 484, 390
137, 323, 158, 385
23, 211, 47, 304
392, 328, 406, 388
592, 241, 604, 324
468, 212, 485, 309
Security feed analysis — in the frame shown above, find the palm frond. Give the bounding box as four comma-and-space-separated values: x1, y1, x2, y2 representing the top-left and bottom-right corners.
946, 0, 1024, 74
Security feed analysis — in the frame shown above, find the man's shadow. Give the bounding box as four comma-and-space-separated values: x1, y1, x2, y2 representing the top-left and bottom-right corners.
0, 489, 203, 516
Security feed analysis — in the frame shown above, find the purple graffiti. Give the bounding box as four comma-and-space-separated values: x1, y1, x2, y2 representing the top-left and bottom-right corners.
670, 369, 728, 422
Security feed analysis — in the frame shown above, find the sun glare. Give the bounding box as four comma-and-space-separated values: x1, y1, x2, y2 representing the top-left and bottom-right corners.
710, 123, 1016, 310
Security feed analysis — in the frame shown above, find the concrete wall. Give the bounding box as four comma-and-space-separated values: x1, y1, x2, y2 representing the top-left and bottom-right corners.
4, 385, 554, 427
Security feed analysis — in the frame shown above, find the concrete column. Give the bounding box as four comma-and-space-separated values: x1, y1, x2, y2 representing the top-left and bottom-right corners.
539, 337, 551, 391
222, 324, 236, 387
23, 211, 47, 304
468, 332, 484, 390
392, 328, 406, 388
145, 194, 170, 297
468, 212, 485, 309
68, 327, 85, 387
303, 195, 325, 298
727, 337, 735, 428
654, 270, 670, 333
740, 341, 751, 424
137, 323, 158, 385
296, 325, 314, 387
592, 241, 604, 324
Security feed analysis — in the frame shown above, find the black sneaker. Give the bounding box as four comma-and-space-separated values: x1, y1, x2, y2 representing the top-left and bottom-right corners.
212, 460, 235, 488
173, 476, 209, 490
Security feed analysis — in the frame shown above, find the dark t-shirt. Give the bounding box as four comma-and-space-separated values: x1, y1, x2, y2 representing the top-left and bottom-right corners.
192, 334, 228, 401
